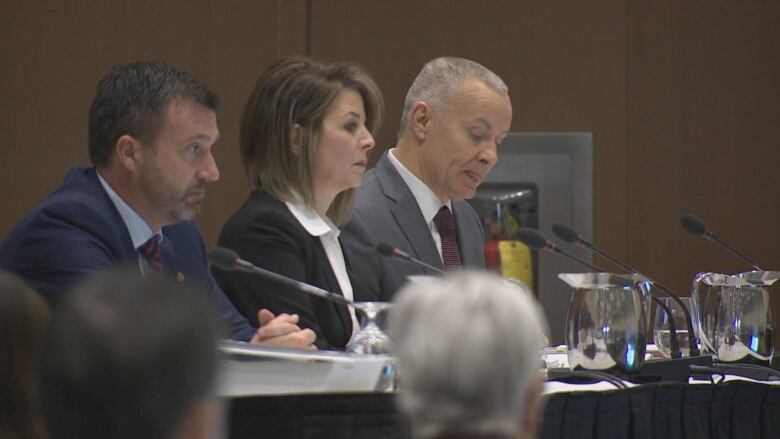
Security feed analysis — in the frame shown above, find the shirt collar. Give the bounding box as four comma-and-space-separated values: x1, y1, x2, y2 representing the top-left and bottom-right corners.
97, 172, 163, 249
284, 193, 340, 238
388, 148, 451, 224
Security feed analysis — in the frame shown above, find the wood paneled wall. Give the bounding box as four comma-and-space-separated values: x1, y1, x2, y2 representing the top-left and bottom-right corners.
2, 1, 778, 335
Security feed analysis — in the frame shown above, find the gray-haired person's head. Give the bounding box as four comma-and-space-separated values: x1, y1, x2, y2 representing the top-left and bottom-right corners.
390, 272, 548, 439
398, 57, 508, 136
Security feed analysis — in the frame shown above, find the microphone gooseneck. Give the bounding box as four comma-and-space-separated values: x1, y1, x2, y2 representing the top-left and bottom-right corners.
516, 228, 602, 272
679, 213, 764, 271
208, 246, 353, 306
553, 222, 635, 273
376, 242, 446, 275
552, 223, 699, 357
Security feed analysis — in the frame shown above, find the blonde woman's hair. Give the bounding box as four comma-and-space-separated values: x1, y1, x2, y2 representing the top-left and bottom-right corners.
240, 56, 384, 225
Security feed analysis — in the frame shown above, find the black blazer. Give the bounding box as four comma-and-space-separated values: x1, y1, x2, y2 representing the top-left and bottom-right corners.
212, 191, 378, 350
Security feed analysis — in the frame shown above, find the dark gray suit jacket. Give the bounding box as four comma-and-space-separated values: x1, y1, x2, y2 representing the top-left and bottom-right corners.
343, 151, 485, 300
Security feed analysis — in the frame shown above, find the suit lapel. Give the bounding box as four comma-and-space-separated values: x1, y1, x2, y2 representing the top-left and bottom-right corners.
374, 154, 444, 272
312, 237, 352, 337
85, 168, 146, 264
158, 237, 183, 278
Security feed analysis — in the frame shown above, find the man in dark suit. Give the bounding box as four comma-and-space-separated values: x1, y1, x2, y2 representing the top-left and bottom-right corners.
0, 61, 314, 347
344, 57, 513, 299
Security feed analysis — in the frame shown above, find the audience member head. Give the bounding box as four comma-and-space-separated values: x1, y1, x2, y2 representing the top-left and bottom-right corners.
0, 271, 49, 439
391, 272, 547, 439
395, 57, 512, 203
88, 61, 222, 230
240, 56, 384, 225
39, 269, 224, 439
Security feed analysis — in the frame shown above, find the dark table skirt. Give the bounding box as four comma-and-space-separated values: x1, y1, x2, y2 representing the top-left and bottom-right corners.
229, 381, 780, 439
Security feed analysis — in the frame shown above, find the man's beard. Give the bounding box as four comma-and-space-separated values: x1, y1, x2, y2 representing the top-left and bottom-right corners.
138, 161, 201, 225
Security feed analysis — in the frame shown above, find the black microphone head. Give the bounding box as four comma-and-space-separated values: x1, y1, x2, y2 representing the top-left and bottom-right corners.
376, 242, 396, 257
680, 214, 708, 236
516, 228, 548, 250
552, 223, 580, 244
208, 247, 240, 271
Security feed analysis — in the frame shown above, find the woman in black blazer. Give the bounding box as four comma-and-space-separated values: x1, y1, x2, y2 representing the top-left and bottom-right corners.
213, 57, 384, 349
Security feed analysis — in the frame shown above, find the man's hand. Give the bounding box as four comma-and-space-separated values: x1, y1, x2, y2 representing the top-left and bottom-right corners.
250, 309, 317, 350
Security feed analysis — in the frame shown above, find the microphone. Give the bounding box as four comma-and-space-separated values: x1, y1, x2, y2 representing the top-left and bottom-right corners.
208, 247, 353, 307
520, 228, 682, 358
552, 223, 634, 273
376, 242, 446, 275
551, 223, 699, 356
680, 214, 763, 271
516, 228, 602, 272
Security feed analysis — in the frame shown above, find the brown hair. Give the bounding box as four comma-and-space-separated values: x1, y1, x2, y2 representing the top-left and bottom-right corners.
89, 60, 219, 168
240, 56, 384, 225
0, 271, 49, 439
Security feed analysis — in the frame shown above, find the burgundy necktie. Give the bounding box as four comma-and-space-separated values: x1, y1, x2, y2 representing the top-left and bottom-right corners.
138, 235, 164, 274
433, 206, 462, 269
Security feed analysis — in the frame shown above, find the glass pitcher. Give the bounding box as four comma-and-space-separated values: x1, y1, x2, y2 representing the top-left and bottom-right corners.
692, 271, 780, 364
559, 273, 652, 373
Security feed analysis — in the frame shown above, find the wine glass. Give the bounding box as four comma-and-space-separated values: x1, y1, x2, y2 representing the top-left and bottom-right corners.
346, 301, 393, 355
653, 297, 695, 358
346, 301, 395, 391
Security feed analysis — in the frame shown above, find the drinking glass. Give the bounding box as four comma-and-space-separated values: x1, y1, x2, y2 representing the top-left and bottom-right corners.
346, 302, 393, 355
346, 302, 395, 391
653, 297, 695, 358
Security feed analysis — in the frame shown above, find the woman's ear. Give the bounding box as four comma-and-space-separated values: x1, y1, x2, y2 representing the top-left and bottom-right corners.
290, 124, 302, 156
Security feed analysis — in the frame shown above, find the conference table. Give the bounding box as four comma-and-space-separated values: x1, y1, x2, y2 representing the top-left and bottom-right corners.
225, 361, 780, 439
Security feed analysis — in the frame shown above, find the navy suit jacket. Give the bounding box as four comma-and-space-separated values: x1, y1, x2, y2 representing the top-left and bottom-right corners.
213, 191, 379, 350
343, 152, 486, 300
0, 167, 256, 341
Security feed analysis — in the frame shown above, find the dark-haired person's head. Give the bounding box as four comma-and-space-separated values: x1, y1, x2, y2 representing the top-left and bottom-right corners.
89, 61, 221, 230
89, 60, 219, 168
0, 270, 49, 439
40, 269, 224, 439
240, 56, 384, 225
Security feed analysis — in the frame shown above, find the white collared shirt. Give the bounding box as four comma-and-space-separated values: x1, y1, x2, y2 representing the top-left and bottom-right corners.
284, 197, 359, 338
97, 172, 163, 275
387, 149, 452, 261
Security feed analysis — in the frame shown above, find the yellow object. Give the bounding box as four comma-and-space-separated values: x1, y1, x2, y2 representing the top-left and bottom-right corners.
499, 240, 533, 288
501, 206, 521, 236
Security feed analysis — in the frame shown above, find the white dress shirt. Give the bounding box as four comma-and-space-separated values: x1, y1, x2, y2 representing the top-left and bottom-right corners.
387, 148, 452, 261
284, 196, 360, 338
97, 172, 162, 275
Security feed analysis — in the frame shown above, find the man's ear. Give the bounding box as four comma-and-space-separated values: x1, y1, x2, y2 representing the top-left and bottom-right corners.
409, 102, 432, 141
290, 124, 302, 156
114, 135, 144, 172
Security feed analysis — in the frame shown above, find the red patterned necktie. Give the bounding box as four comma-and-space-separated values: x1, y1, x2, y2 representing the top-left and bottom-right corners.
138, 235, 164, 274
433, 206, 462, 269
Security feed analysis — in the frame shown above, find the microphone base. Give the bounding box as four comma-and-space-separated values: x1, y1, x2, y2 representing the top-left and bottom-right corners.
546, 355, 714, 384
642, 355, 713, 382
